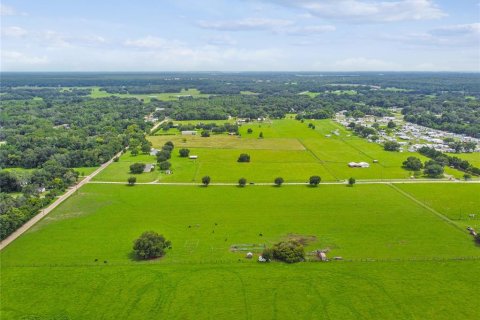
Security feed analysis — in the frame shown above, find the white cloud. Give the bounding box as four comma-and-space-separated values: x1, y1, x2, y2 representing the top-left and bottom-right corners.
265, 0, 446, 22
1, 26, 28, 37
282, 25, 336, 35
382, 23, 480, 47
197, 18, 294, 31
124, 36, 185, 49
0, 4, 16, 16
1, 51, 48, 66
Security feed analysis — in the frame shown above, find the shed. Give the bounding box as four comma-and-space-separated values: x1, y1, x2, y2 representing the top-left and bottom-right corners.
144, 164, 155, 173
189, 155, 198, 159
246, 252, 253, 259
182, 131, 197, 135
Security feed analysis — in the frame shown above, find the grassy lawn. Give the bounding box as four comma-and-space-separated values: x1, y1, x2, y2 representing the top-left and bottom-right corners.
397, 183, 480, 230
447, 152, 480, 168
142, 119, 468, 182
1, 183, 479, 319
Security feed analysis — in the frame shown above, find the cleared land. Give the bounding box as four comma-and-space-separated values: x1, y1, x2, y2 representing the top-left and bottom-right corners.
94, 118, 466, 183
397, 183, 480, 229
90, 87, 209, 102
1, 183, 479, 319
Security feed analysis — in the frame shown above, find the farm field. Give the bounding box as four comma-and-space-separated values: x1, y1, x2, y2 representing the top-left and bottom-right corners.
89, 87, 209, 102
447, 152, 480, 167
1, 183, 479, 319
115, 118, 464, 183
397, 183, 480, 230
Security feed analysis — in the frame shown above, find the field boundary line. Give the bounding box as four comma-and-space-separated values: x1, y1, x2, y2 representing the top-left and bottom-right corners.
388, 183, 466, 234
297, 138, 339, 180
0, 149, 125, 251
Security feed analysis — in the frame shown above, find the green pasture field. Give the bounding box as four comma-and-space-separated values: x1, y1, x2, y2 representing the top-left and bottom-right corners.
1, 183, 479, 319
447, 152, 480, 168
298, 91, 321, 98
89, 87, 209, 102
138, 118, 467, 182
397, 183, 480, 230
72, 166, 99, 176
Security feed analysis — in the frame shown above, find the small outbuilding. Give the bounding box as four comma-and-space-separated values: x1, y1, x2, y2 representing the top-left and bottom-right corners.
182, 131, 197, 135
189, 155, 198, 159
246, 252, 253, 259
144, 164, 155, 172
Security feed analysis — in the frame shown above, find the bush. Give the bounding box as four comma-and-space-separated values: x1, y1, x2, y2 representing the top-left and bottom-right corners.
202, 176, 211, 186
165, 141, 174, 148
159, 161, 171, 170
403, 156, 423, 171
129, 163, 145, 174
156, 150, 171, 162
113, 156, 119, 162
309, 176, 321, 186
179, 148, 190, 157
201, 130, 210, 137
237, 153, 251, 162
128, 176, 136, 186
272, 240, 305, 263
247, 128, 253, 134
424, 162, 444, 178
274, 177, 284, 186
348, 177, 356, 186
133, 231, 171, 260
384, 141, 400, 152
261, 248, 273, 261
238, 178, 247, 187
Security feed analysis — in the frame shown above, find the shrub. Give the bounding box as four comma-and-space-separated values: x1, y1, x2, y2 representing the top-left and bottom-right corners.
309, 176, 321, 186
179, 148, 190, 157
133, 231, 171, 260
113, 156, 119, 162
424, 162, 444, 178
348, 177, 356, 186
165, 141, 174, 148
201, 130, 210, 137
202, 176, 211, 186
156, 150, 171, 162
127, 176, 136, 186
159, 161, 171, 170
238, 178, 247, 187
129, 163, 145, 174
261, 248, 273, 262
247, 128, 253, 134
274, 177, 284, 186
237, 153, 251, 163
384, 141, 400, 152
272, 240, 305, 263
403, 156, 423, 171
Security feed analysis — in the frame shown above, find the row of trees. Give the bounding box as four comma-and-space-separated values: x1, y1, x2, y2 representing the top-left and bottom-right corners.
417, 147, 480, 176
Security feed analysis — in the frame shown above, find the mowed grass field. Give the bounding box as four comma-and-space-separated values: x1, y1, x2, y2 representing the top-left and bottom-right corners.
94, 118, 465, 183
397, 183, 480, 229
1, 183, 479, 319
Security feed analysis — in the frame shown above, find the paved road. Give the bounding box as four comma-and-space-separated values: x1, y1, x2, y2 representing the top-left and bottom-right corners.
0, 149, 124, 251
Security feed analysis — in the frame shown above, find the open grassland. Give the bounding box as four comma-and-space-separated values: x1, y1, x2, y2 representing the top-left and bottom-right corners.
117, 118, 468, 183
90, 87, 209, 102
447, 152, 480, 168
397, 183, 480, 230
1, 183, 479, 319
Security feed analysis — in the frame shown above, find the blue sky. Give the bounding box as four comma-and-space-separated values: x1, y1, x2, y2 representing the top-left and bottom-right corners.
1, 0, 479, 71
